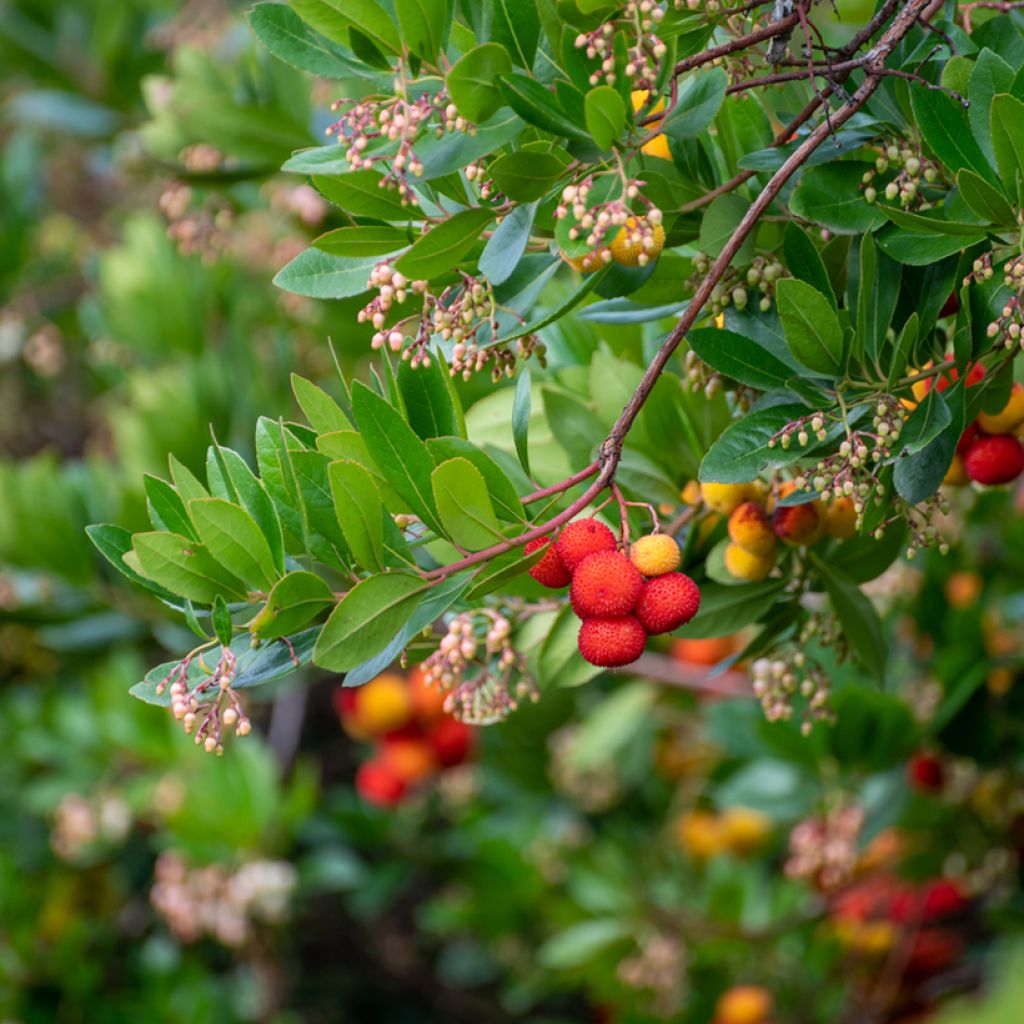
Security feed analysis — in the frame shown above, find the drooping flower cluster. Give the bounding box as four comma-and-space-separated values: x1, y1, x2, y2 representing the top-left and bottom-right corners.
325, 82, 467, 202
617, 933, 688, 1020
151, 853, 296, 947
861, 140, 941, 208
691, 252, 786, 317
575, 2, 669, 92
750, 647, 833, 733
557, 176, 663, 266
785, 803, 865, 891
51, 791, 132, 863
420, 608, 539, 723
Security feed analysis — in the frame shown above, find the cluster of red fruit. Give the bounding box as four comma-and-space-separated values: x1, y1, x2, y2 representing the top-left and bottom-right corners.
918, 365, 1024, 486
524, 519, 700, 668
334, 668, 474, 807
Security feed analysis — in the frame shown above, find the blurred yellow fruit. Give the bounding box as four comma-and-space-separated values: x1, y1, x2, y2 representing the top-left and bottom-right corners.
824, 496, 858, 539
354, 673, 412, 737
988, 667, 1014, 696
681, 479, 702, 505
724, 542, 775, 581
677, 810, 724, 859
701, 481, 758, 516
719, 807, 772, 855
715, 984, 774, 1024
944, 570, 982, 609
631, 89, 672, 160
728, 501, 776, 556
944, 454, 969, 486
978, 382, 1024, 433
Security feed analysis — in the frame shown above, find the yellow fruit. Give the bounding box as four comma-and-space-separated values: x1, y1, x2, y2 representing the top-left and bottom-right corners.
714, 312, 725, 329
560, 248, 608, 274
354, 673, 412, 737
719, 807, 772, 856
381, 736, 437, 783
978, 382, 1024, 433
727, 501, 776, 556
631, 89, 672, 160
944, 454, 969, 486
676, 810, 724, 860
824, 496, 857, 539
724, 542, 775, 581
701, 481, 758, 516
945, 570, 981, 609
715, 984, 773, 1024
681, 479, 702, 505
771, 483, 824, 547
608, 215, 665, 267
630, 533, 682, 576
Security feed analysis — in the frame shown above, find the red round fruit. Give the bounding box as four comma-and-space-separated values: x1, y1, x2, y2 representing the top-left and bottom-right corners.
908, 752, 944, 792
429, 717, 475, 767
556, 518, 617, 571
964, 433, 1024, 485
578, 616, 647, 667
570, 551, 644, 618
355, 757, 406, 807
525, 535, 572, 589
956, 422, 979, 456
634, 573, 701, 635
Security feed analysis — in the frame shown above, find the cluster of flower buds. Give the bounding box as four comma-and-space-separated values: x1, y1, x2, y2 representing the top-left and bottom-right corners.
160, 644, 253, 754
617, 934, 687, 1019
326, 84, 466, 202
51, 791, 131, 863
421, 608, 538, 724
158, 180, 233, 262
750, 648, 833, 733
575, 1, 669, 92
983, 257, 1024, 351
359, 260, 429, 354
557, 175, 662, 258
861, 141, 940, 208
151, 853, 295, 947
691, 253, 786, 316
785, 803, 865, 891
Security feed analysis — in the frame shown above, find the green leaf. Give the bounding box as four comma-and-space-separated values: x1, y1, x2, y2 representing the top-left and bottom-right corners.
911, 85, 999, 185
314, 572, 427, 671
479, 202, 536, 284
144, 474, 196, 538
878, 204, 994, 236
887, 312, 919, 388
273, 248, 378, 299
699, 403, 807, 483
991, 92, 1024, 194
584, 85, 626, 149
956, 168, 1016, 225
512, 367, 532, 476
319, 0, 400, 53
395, 0, 449, 61
782, 222, 836, 309
687, 327, 801, 392
875, 227, 986, 266
447, 43, 513, 123
490, 0, 541, 69
896, 387, 951, 456
394, 207, 493, 280
131, 532, 247, 604
350, 381, 444, 534
313, 170, 419, 220
431, 458, 505, 549
329, 460, 385, 571
857, 234, 901, 364
417, 111, 522, 179
188, 499, 279, 590
775, 278, 843, 375
132, 628, 319, 705
247, 3, 359, 78
86, 524, 181, 602
538, 920, 628, 970
169, 454, 209, 504
212, 595, 234, 647
790, 162, 886, 235
426, 437, 526, 521
968, 49, 1015, 164
397, 357, 460, 440
894, 385, 964, 503
313, 225, 411, 257
489, 151, 565, 201
698, 193, 755, 261
661, 68, 727, 139
496, 73, 590, 140
249, 570, 334, 640
813, 556, 887, 682
681, 580, 786, 639
292, 374, 351, 434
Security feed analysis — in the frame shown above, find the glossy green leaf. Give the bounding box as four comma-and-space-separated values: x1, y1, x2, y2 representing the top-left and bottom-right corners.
490, 0, 541, 68
956, 168, 1015, 225
912, 85, 998, 185
397, 357, 460, 440
273, 248, 378, 299
313, 170, 419, 220
431, 457, 505, 549
479, 201, 536, 284
584, 85, 626, 149
144, 474, 196, 538
496, 73, 590, 140
313, 225, 411, 257
247, 3, 359, 78
188, 498, 279, 590
394, 207, 493, 280
130, 532, 247, 604
292, 374, 351, 434
447, 44, 513, 123
329, 460, 385, 571
699, 403, 807, 483
813, 556, 886, 682
680, 580, 787, 639
512, 367, 532, 476
661, 68, 727, 139
775, 278, 843, 376
489, 151, 565, 200
249, 570, 334, 640
395, 0, 450, 60
426, 436, 526, 521
782, 222, 836, 309
790, 162, 886, 234
687, 327, 801, 392
991, 92, 1024, 193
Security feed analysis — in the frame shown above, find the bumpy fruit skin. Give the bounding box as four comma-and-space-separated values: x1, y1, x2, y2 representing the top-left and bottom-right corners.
608, 216, 665, 267
352, 674, 412, 737
634, 572, 701, 635
978, 382, 1024, 433
525, 535, 572, 589
723, 542, 774, 582
356, 758, 406, 807
629, 533, 682, 576
908, 752, 945, 792
577, 616, 647, 667
727, 501, 775, 555
964, 433, 1024, 484
715, 984, 773, 1024
428, 717, 474, 767
556, 518, 618, 571
631, 90, 672, 159
771, 495, 824, 547
824, 496, 857, 539
570, 551, 644, 617
701, 481, 758, 516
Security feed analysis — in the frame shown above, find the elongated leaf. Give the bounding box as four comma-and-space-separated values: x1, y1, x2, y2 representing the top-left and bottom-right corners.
249, 570, 334, 640
489, 151, 565, 201
681, 580, 786, 638
320, 0, 400, 53
313, 170, 419, 220
292, 374, 351, 434
313, 224, 411, 257
188, 498, 278, 590
512, 367, 532, 476
329, 460, 385, 571
991, 92, 1024, 193
584, 85, 626, 149
661, 68, 727, 140
131, 532, 247, 603
447, 43, 513, 123
394, 208, 493, 280
479, 202, 536, 284
813, 556, 886, 682
144, 475, 196, 538
687, 327, 799, 392
956, 168, 1015, 225
426, 436, 526, 521
314, 572, 427, 671
395, 0, 449, 60
247, 3, 359, 78
397, 352, 460, 439
273, 248, 378, 299
775, 278, 843, 375
351, 381, 444, 534
782, 222, 836, 308
790, 162, 886, 234
87, 524, 180, 601
699, 403, 807, 483
912, 85, 999, 185
212, 447, 286, 576
489, 0, 540, 69
432, 457, 505, 549
497, 72, 590, 140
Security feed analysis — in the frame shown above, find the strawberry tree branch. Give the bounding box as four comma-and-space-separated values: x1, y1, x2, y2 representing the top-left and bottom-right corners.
422, 0, 930, 589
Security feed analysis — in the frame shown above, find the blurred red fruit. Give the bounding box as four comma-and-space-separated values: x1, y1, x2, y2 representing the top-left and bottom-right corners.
907, 752, 944, 792
356, 758, 406, 807
429, 717, 475, 767
964, 433, 1024, 485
